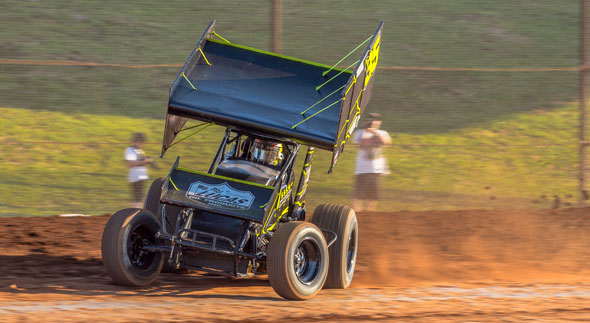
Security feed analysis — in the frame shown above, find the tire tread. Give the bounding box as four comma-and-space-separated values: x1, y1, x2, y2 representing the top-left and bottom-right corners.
267, 221, 328, 300
310, 203, 358, 289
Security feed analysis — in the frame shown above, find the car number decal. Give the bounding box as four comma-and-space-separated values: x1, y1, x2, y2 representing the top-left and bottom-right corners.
186, 181, 255, 210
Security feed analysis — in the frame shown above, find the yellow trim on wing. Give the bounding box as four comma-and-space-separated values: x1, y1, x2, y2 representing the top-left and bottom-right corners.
181, 72, 197, 90
344, 76, 357, 98
197, 47, 212, 66
168, 177, 180, 191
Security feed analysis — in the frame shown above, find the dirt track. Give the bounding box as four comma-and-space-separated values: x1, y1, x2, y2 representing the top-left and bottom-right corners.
1, 208, 590, 322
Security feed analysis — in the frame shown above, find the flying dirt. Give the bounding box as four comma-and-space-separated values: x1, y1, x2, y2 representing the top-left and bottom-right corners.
1, 208, 590, 322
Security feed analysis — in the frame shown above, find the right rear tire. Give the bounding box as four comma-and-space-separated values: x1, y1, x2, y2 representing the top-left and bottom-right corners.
144, 177, 187, 273
267, 221, 328, 300
310, 203, 358, 289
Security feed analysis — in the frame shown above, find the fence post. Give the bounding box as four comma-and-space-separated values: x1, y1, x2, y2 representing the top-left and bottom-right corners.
270, 0, 283, 53
580, 0, 590, 201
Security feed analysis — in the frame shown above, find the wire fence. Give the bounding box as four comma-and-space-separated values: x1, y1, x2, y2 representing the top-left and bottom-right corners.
1, 58, 586, 71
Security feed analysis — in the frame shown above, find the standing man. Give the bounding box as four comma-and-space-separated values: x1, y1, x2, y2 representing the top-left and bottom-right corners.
352, 113, 392, 212
125, 132, 153, 208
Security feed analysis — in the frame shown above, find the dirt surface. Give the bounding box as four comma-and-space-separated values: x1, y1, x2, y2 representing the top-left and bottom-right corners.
1, 208, 590, 322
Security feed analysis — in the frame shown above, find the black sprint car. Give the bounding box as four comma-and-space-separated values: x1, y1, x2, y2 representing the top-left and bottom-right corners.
101, 20, 383, 300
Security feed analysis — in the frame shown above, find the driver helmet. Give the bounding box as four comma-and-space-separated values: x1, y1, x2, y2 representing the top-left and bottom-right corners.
252, 139, 283, 166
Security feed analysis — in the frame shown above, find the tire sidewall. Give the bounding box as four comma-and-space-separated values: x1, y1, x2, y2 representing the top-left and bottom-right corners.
118, 211, 164, 285
284, 224, 328, 298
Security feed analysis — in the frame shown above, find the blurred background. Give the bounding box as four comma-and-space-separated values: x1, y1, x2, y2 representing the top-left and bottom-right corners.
0, 0, 583, 216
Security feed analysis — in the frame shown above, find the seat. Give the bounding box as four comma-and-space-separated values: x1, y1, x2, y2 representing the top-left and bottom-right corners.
215, 159, 279, 186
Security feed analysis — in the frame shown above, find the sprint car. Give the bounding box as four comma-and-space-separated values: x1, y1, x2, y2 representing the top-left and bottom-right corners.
101, 20, 383, 300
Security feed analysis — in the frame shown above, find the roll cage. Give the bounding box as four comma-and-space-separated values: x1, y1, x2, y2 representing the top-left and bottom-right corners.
151, 127, 315, 277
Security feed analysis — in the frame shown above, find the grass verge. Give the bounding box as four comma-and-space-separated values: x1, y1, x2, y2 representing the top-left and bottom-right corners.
0, 105, 578, 216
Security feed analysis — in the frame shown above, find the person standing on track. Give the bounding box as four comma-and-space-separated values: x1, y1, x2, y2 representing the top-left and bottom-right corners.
125, 132, 153, 208
352, 113, 392, 212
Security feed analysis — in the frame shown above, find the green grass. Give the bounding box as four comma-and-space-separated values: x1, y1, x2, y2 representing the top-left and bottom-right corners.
0, 1, 583, 215
0, 105, 578, 216
0, 107, 223, 216
0, 0, 580, 130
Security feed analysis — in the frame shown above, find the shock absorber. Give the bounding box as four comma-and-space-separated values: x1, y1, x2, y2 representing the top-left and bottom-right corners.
292, 146, 314, 221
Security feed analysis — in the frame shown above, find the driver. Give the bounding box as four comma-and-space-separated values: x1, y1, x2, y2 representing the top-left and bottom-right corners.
251, 139, 283, 167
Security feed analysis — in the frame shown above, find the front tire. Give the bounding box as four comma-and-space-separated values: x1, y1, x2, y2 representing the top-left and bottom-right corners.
101, 208, 164, 286
311, 204, 358, 289
267, 221, 328, 300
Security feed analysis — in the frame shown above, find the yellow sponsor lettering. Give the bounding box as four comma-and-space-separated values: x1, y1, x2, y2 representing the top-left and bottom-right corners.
364, 34, 380, 87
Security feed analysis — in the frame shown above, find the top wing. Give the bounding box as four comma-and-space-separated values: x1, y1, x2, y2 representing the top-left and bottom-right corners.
162, 20, 383, 171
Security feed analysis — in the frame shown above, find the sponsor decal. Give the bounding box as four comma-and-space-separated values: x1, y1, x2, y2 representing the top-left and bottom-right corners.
348, 113, 361, 136
186, 181, 255, 210
364, 33, 380, 87
332, 150, 339, 164
277, 182, 293, 208
264, 182, 294, 232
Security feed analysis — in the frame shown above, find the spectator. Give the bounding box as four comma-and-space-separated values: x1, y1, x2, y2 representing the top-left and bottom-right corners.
125, 132, 153, 208
352, 113, 391, 212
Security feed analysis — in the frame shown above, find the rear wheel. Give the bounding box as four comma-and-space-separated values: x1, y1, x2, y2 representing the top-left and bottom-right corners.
145, 177, 183, 233
101, 208, 164, 286
311, 203, 358, 289
267, 221, 328, 300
